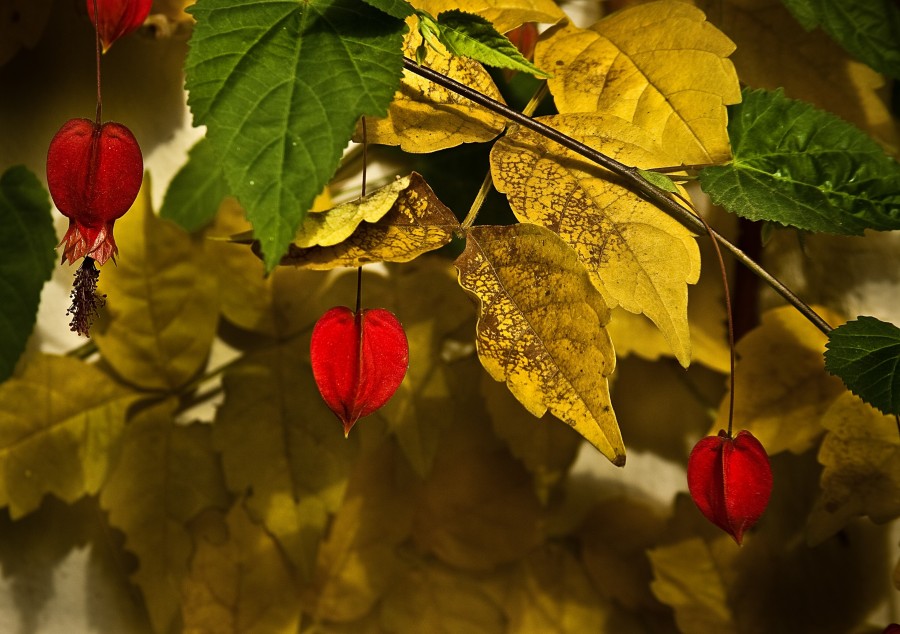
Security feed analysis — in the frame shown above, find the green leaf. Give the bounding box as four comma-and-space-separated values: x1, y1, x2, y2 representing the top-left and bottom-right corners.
637, 168, 680, 194
434, 10, 551, 78
363, 0, 414, 20
185, 0, 406, 270
699, 88, 900, 235
160, 138, 229, 232
0, 166, 56, 383
781, 0, 900, 79
825, 316, 900, 416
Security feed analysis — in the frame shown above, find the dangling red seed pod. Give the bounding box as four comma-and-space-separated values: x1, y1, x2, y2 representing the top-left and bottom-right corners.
86, 0, 153, 52
46, 117, 143, 265
310, 306, 409, 437
687, 429, 773, 545
883, 625, 900, 634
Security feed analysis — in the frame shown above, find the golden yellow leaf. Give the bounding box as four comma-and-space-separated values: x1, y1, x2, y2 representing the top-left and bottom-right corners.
361, 26, 507, 153
205, 198, 333, 338
482, 373, 583, 503
535, 1, 740, 164
100, 399, 229, 634
710, 305, 846, 455
412, 0, 565, 33
504, 545, 628, 633
455, 223, 624, 464
302, 441, 415, 623
412, 408, 544, 570
280, 173, 460, 269
380, 557, 506, 634
491, 115, 700, 367
182, 505, 302, 634
93, 179, 219, 391
688, 0, 898, 152
212, 338, 356, 578
0, 354, 138, 519
808, 392, 900, 543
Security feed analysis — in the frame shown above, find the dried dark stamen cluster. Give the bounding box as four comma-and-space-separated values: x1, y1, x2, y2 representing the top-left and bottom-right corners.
66, 257, 106, 337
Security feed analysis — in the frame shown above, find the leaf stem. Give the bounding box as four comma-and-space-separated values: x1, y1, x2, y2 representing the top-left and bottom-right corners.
400, 56, 833, 336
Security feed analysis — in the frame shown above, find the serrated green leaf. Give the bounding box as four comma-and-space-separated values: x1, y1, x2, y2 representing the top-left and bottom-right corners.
825, 316, 900, 416
363, 0, 414, 20
699, 88, 900, 235
781, 0, 900, 79
435, 10, 550, 78
0, 166, 56, 383
160, 138, 229, 233
185, 0, 406, 270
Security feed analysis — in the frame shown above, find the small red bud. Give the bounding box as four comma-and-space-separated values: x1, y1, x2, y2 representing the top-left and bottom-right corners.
46, 118, 143, 265
87, 0, 153, 52
310, 306, 409, 436
687, 429, 773, 545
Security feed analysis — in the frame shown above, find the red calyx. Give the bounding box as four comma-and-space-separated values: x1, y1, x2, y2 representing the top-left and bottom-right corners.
46, 118, 143, 265
687, 429, 773, 545
310, 306, 409, 436
87, 0, 153, 52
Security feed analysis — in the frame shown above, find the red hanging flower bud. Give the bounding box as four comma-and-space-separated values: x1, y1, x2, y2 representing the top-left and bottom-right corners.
86, 0, 153, 52
46, 118, 143, 265
884, 625, 900, 634
687, 429, 773, 545
310, 306, 409, 437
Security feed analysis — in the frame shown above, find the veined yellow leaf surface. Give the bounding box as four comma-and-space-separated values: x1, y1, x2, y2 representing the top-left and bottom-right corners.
0, 354, 138, 518
100, 399, 229, 634
362, 26, 507, 153
491, 114, 700, 366
93, 179, 219, 392
182, 505, 302, 634
536, 1, 740, 164
454, 223, 624, 465
412, 0, 565, 33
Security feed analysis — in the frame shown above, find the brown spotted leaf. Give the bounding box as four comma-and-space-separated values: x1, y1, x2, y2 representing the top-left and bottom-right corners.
454, 223, 624, 465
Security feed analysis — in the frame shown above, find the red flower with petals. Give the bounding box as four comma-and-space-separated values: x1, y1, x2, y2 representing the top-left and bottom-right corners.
87, 0, 153, 52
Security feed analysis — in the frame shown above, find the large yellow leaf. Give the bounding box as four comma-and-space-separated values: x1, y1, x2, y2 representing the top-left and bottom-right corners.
93, 179, 219, 392
491, 115, 700, 366
279, 172, 460, 269
710, 305, 846, 455
100, 399, 229, 634
454, 223, 624, 465
0, 354, 138, 518
412, 0, 565, 33
212, 338, 356, 578
301, 441, 415, 623
688, 0, 898, 153
181, 505, 302, 634
536, 1, 740, 164
362, 26, 507, 153
808, 392, 900, 543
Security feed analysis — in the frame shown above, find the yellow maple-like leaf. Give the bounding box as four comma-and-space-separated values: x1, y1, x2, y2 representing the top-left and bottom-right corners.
808, 392, 900, 543
362, 26, 507, 153
302, 441, 415, 623
181, 505, 301, 634
688, 0, 898, 152
491, 115, 700, 366
100, 399, 228, 634
412, 0, 565, 33
212, 338, 356, 578
536, 1, 740, 165
280, 173, 460, 269
93, 178, 219, 392
454, 223, 624, 464
710, 305, 846, 455
0, 354, 138, 519
412, 407, 544, 570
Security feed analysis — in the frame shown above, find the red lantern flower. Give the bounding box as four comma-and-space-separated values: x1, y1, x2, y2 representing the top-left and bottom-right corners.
87, 0, 153, 52
310, 306, 409, 436
46, 118, 143, 266
687, 429, 773, 544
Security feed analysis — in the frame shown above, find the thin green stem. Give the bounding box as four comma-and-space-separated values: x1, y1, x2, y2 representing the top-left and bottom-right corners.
401, 57, 833, 336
